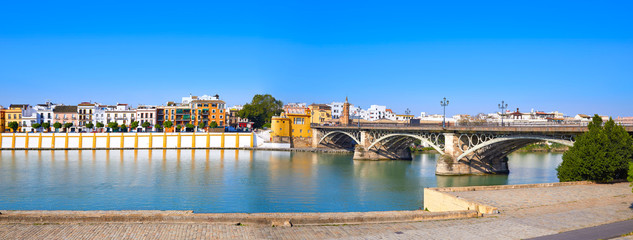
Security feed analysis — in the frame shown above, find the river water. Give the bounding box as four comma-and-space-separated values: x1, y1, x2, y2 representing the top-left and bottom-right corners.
0, 150, 562, 213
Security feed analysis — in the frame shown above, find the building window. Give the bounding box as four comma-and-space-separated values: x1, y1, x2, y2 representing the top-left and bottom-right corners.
212, 109, 216, 113
294, 118, 304, 125
220, 115, 223, 119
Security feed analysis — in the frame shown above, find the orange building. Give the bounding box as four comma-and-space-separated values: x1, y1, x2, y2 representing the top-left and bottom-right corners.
191, 97, 226, 128
156, 94, 227, 132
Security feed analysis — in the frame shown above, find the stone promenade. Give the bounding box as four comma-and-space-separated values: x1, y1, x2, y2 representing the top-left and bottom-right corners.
1, 182, 632, 239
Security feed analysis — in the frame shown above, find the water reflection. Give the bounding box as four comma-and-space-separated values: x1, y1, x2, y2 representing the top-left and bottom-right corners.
0, 150, 562, 213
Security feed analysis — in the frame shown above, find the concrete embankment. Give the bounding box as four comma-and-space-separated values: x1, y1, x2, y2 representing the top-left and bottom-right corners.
0, 210, 477, 226
423, 181, 594, 215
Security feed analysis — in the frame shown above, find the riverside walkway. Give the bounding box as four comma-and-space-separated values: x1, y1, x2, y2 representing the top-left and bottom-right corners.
1, 182, 632, 239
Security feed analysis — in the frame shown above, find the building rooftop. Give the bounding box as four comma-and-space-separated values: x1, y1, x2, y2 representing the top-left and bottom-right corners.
53, 105, 78, 113
9, 104, 29, 109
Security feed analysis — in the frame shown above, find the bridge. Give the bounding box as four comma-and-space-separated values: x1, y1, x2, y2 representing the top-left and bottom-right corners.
311, 124, 633, 176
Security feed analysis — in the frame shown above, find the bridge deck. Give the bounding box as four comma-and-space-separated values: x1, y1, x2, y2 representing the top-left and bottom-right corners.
313, 124, 633, 133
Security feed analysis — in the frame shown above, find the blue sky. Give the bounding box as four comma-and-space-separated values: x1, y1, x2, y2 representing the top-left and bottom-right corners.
1, 1, 632, 117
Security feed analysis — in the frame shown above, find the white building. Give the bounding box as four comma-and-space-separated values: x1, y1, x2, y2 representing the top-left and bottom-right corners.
419, 112, 452, 122
181, 94, 221, 105
93, 105, 115, 129
34, 102, 57, 126
366, 105, 389, 121
135, 105, 157, 131
328, 102, 344, 119
104, 104, 136, 128
20, 105, 39, 132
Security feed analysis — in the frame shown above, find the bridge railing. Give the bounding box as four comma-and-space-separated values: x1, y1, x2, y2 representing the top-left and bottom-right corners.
311, 121, 633, 130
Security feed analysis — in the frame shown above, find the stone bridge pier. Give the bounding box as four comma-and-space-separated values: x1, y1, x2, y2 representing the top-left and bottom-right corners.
312, 126, 578, 176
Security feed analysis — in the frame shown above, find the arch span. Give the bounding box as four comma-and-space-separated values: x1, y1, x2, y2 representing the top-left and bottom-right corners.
367, 133, 444, 154
456, 136, 574, 161
318, 130, 360, 147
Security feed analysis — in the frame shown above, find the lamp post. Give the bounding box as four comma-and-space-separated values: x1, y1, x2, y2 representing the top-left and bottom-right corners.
357, 106, 361, 128
498, 100, 508, 126
440, 97, 449, 128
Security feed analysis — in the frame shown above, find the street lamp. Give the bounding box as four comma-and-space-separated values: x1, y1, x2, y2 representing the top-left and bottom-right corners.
440, 97, 449, 128
357, 106, 361, 128
498, 100, 508, 126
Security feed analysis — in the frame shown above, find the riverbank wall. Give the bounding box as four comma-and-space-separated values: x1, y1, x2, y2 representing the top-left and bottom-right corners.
0, 210, 477, 226
0, 132, 255, 150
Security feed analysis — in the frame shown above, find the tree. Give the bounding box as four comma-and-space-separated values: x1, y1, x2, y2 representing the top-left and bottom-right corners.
142, 122, 151, 131
209, 121, 218, 128
155, 123, 163, 132
32, 123, 41, 132
63, 122, 73, 132
120, 124, 127, 132
176, 125, 182, 132
130, 121, 139, 131
238, 94, 283, 129
42, 122, 50, 132
185, 123, 194, 130
96, 122, 104, 131
198, 121, 207, 130
163, 120, 173, 129
53, 122, 62, 132
557, 115, 633, 182
8, 121, 19, 132
85, 122, 94, 130
108, 122, 119, 132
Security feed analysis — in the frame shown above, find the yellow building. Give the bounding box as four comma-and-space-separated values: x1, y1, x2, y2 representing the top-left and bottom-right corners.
271, 116, 290, 138
0, 106, 5, 132
271, 105, 312, 139
4, 104, 27, 132
308, 104, 332, 125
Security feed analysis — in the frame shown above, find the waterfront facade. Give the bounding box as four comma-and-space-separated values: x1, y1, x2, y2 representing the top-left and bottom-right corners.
4, 104, 28, 132
191, 96, 226, 128
0, 106, 4, 132
53, 105, 79, 132
77, 102, 97, 132
135, 105, 157, 131
20, 106, 38, 132
271, 104, 312, 141
34, 102, 57, 129
104, 104, 135, 128
308, 104, 332, 125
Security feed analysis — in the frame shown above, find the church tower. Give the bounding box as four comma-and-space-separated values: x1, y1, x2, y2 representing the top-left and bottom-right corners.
341, 97, 350, 126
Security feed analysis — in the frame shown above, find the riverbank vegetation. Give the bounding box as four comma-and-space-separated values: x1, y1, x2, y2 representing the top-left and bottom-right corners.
238, 94, 283, 129
515, 142, 568, 153
557, 115, 633, 183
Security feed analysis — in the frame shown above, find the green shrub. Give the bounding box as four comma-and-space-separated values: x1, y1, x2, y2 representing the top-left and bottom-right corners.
557, 115, 633, 182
